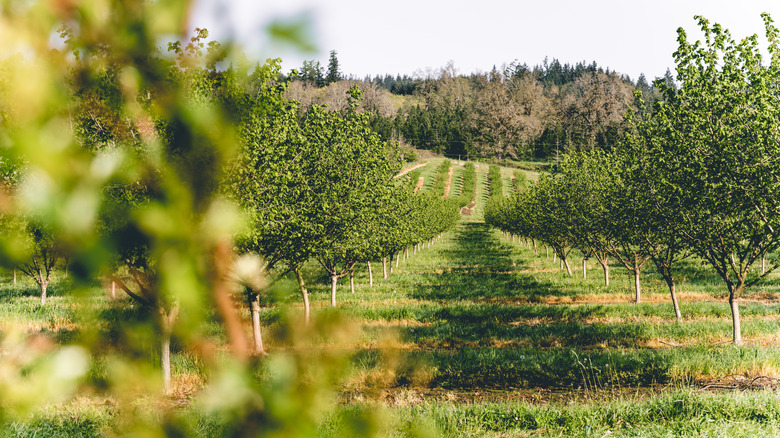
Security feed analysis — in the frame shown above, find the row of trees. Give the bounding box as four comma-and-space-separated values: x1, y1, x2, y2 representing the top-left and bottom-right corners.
486, 14, 780, 346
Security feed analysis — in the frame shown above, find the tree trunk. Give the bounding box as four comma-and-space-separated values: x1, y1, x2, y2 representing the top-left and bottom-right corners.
111, 280, 116, 299
159, 305, 178, 396
40, 281, 48, 306
553, 251, 556, 263
295, 269, 310, 325
582, 258, 587, 280
762, 254, 766, 275
532, 239, 537, 254
382, 257, 388, 279
729, 287, 742, 345
599, 259, 610, 287
562, 257, 572, 276
13, 269, 16, 285
633, 268, 641, 304
367, 261, 373, 287
396, 253, 400, 268
664, 276, 682, 322
330, 275, 338, 307
545, 246, 549, 259
349, 269, 355, 294
729, 293, 742, 345
161, 332, 171, 396
250, 295, 266, 355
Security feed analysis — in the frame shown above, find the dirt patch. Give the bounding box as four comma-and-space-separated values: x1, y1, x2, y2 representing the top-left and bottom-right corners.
362, 320, 433, 328
395, 162, 428, 178
460, 201, 476, 216
698, 375, 780, 391
442, 166, 454, 198
413, 176, 424, 193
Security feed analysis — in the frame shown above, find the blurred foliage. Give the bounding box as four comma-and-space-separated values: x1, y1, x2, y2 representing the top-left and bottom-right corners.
0, 0, 442, 436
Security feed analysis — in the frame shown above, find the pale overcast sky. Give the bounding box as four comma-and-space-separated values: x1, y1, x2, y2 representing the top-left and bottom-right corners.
192, 0, 780, 82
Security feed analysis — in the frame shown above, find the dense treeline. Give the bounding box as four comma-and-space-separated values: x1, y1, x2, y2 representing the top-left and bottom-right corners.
486, 14, 780, 346
288, 55, 671, 161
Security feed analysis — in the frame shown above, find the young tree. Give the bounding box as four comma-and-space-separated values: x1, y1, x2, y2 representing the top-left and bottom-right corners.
303, 86, 400, 306
640, 14, 780, 343
17, 221, 61, 305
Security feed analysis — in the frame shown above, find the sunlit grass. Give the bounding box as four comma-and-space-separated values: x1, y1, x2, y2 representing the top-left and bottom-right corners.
6, 211, 780, 435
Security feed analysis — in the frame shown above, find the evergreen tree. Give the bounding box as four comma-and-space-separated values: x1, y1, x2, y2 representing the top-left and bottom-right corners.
326, 49, 342, 85
299, 60, 324, 86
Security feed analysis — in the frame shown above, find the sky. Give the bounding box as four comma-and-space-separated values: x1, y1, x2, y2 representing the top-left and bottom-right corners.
191, 0, 780, 82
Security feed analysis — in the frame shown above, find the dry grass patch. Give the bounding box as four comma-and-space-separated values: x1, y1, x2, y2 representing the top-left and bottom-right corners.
362, 319, 432, 328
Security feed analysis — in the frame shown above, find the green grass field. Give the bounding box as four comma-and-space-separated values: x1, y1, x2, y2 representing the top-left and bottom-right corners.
4, 160, 780, 436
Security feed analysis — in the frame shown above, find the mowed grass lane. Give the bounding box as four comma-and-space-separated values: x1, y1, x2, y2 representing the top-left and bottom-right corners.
296, 219, 780, 392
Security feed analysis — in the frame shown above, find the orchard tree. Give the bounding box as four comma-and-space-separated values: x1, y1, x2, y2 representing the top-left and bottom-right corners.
17, 221, 61, 305
530, 174, 576, 275
615, 132, 689, 320
226, 60, 322, 325
640, 14, 780, 343
303, 86, 400, 306
556, 151, 615, 286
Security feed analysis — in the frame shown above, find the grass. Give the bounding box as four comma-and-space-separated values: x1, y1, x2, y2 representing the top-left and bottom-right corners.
6, 161, 780, 436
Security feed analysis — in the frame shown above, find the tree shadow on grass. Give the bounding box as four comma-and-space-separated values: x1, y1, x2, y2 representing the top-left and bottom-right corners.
407, 222, 582, 302
403, 317, 651, 349
399, 222, 654, 348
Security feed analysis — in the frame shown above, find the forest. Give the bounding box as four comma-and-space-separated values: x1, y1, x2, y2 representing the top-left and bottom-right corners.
3, 1, 780, 437
286, 50, 674, 161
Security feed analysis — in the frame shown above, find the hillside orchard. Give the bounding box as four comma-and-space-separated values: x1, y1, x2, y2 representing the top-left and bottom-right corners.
3, 1, 780, 436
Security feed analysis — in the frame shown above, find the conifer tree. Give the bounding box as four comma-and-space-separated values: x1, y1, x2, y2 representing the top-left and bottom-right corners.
326, 49, 342, 85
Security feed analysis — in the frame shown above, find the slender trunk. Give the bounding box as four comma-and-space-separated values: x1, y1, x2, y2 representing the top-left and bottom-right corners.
349, 269, 355, 294
729, 289, 742, 345
582, 258, 587, 280
532, 239, 537, 254
161, 332, 171, 396
251, 295, 266, 355
111, 280, 116, 299
553, 251, 556, 263
159, 305, 178, 396
599, 259, 610, 287
545, 246, 549, 259
762, 254, 766, 275
382, 257, 388, 279
634, 268, 642, 304
664, 276, 682, 322
40, 281, 48, 306
330, 275, 338, 307
295, 269, 310, 325
396, 253, 400, 268
562, 257, 572, 276
367, 261, 373, 287
13, 269, 16, 285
